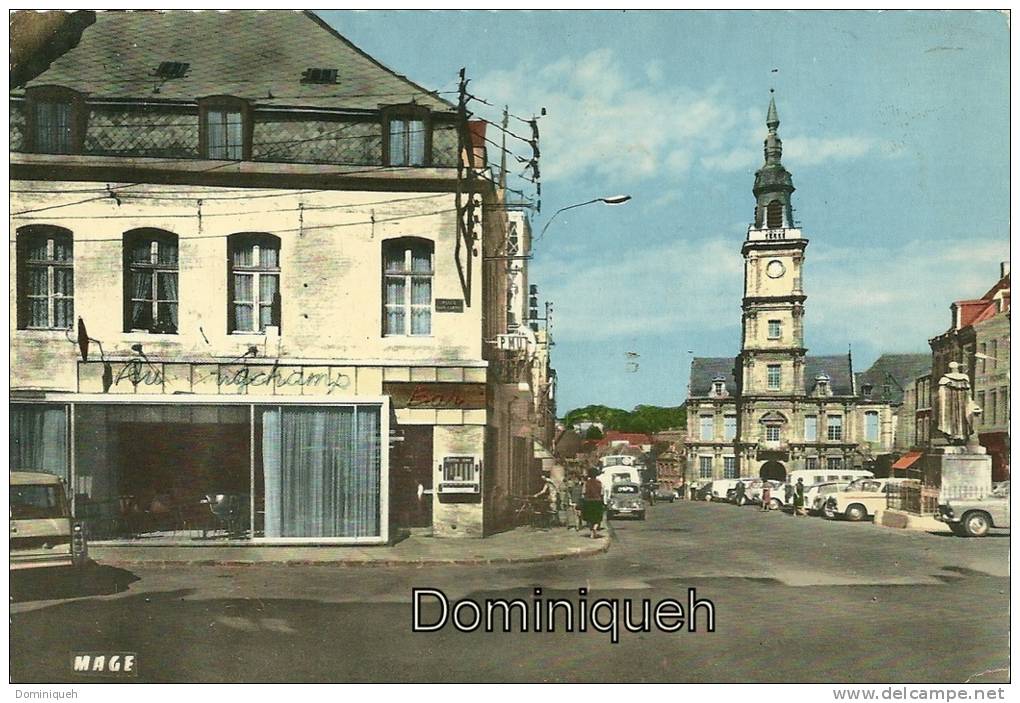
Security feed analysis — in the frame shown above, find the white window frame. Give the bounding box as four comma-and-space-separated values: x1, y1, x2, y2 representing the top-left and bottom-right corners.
20, 230, 74, 330
765, 425, 781, 443
699, 415, 714, 441
827, 415, 843, 441
699, 455, 713, 479
723, 456, 737, 479
383, 239, 434, 337
767, 364, 781, 390
230, 236, 281, 334
864, 411, 880, 442
767, 319, 781, 339
723, 415, 737, 441
804, 415, 818, 442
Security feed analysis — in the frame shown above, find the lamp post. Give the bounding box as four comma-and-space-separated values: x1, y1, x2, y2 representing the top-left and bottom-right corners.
533, 194, 632, 246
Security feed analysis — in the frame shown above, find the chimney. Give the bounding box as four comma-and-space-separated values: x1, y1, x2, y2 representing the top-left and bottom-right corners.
1000, 261, 1010, 279
466, 120, 487, 169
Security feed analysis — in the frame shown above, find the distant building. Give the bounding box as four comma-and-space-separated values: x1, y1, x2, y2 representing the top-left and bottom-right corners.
686, 97, 913, 482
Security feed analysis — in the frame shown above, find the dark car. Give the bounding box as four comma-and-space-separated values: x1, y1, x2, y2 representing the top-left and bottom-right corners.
653, 483, 677, 503
607, 482, 645, 520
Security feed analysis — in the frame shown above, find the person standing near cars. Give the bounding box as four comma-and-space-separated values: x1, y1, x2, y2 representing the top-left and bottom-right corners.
760, 480, 772, 511
582, 468, 605, 539
734, 480, 746, 506
794, 477, 806, 516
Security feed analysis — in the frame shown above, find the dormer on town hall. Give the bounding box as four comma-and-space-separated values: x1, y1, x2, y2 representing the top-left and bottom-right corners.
686, 95, 929, 483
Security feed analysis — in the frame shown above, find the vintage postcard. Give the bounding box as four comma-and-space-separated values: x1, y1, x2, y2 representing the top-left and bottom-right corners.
7, 8, 1010, 693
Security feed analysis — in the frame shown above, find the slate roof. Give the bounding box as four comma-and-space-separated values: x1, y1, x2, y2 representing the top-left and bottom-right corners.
855, 353, 931, 404
689, 354, 858, 398
18, 11, 455, 113
689, 357, 739, 397
803, 354, 855, 396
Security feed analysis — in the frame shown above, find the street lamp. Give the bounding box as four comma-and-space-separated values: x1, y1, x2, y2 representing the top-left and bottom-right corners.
534, 194, 632, 246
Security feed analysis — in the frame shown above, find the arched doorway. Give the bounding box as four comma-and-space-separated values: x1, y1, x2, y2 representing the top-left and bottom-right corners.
760, 461, 786, 482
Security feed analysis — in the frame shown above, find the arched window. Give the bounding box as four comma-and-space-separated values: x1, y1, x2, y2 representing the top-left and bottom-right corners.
766, 200, 783, 228
123, 229, 179, 333
228, 233, 281, 333
383, 237, 434, 336
16, 225, 74, 330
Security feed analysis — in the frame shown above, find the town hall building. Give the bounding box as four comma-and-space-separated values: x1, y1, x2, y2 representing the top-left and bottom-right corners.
686, 96, 928, 483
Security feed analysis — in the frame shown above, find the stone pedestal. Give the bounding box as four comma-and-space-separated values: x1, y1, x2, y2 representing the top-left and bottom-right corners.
924, 447, 992, 502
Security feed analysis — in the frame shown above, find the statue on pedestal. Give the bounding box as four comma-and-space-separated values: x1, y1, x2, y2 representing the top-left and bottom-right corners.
935, 361, 983, 447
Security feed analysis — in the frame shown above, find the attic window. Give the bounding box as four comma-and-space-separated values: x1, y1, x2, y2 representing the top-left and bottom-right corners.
155, 62, 190, 79
302, 68, 338, 84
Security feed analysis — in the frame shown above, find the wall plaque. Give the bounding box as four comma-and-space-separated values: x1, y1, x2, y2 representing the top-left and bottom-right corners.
435, 298, 464, 313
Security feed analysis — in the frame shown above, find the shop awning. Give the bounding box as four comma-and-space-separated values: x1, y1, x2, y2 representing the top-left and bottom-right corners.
891, 451, 923, 470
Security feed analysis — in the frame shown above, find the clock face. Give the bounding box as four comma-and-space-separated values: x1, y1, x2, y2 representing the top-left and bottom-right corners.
766, 260, 786, 279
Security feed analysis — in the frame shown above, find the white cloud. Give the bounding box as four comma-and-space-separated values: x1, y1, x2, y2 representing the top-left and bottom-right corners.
475, 50, 896, 188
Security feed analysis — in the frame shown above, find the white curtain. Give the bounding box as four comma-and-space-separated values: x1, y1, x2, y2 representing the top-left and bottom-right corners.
262, 406, 381, 538
10, 405, 68, 481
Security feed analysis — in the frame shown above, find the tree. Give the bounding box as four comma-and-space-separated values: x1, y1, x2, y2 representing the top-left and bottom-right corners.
584, 426, 604, 440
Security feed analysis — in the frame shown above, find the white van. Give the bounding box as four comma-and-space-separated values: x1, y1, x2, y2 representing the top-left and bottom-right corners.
10, 471, 89, 572
786, 468, 874, 489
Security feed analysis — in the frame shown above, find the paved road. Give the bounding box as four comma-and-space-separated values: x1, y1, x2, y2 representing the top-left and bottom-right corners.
11, 500, 1009, 683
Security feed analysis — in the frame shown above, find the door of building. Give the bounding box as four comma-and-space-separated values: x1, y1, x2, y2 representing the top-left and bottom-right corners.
760, 460, 787, 482
390, 425, 434, 528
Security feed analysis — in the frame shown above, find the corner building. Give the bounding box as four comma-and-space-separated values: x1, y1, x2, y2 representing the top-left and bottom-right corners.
9, 11, 540, 544
687, 97, 904, 482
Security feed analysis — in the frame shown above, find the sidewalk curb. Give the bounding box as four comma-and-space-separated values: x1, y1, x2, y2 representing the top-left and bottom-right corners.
91, 532, 612, 568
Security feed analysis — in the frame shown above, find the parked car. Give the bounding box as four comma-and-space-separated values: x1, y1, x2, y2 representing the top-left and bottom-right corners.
744, 479, 784, 508
805, 481, 851, 515
708, 478, 746, 503
935, 481, 1010, 537
786, 468, 874, 488
10, 471, 89, 572
606, 482, 646, 520
821, 477, 917, 521
696, 482, 715, 502
652, 483, 677, 503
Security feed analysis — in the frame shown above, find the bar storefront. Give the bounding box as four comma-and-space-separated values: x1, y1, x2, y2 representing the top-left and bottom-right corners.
10, 357, 490, 544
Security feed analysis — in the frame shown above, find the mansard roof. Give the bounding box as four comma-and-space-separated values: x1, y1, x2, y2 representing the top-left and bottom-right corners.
802, 355, 854, 396
17, 10, 454, 113
689, 357, 739, 398
855, 353, 931, 404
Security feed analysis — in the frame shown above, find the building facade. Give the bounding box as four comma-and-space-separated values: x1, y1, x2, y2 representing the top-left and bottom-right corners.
9, 11, 542, 543
927, 264, 1010, 479
686, 97, 907, 482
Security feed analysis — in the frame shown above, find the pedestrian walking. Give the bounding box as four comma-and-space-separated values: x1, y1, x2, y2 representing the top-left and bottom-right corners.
760, 480, 772, 511
794, 477, 806, 516
568, 475, 585, 530
581, 468, 605, 539
734, 480, 746, 506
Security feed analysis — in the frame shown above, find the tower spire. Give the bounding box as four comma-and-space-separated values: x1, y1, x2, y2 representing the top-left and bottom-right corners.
766, 90, 780, 132
752, 90, 795, 229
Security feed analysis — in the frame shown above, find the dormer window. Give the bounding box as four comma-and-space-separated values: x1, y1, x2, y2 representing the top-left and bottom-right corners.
25, 86, 84, 155
710, 374, 728, 398
813, 372, 832, 397
199, 97, 251, 161
383, 105, 431, 167
862, 383, 873, 399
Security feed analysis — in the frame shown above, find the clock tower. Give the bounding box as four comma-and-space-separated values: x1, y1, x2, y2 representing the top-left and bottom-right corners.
739, 93, 808, 397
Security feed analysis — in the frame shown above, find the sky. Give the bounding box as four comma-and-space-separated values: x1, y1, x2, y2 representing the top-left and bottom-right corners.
322, 10, 1010, 415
